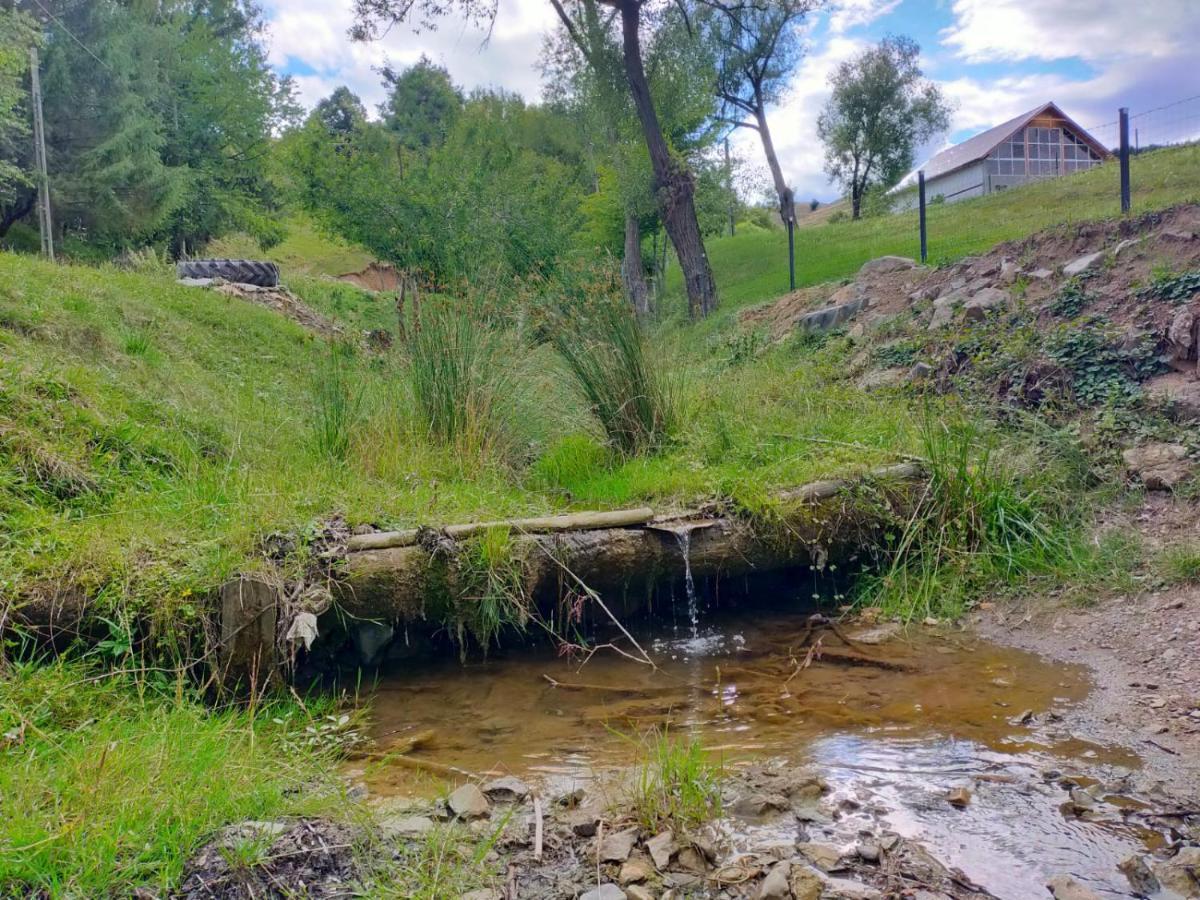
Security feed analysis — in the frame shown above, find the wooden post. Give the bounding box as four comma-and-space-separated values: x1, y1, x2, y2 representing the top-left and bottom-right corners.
29, 47, 53, 261
218, 576, 279, 688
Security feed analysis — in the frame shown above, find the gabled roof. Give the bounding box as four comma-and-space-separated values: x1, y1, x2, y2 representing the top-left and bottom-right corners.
918, 101, 1112, 182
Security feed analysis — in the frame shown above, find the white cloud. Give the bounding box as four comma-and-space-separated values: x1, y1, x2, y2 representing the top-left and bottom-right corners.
941, 0, 1199, 63
829, 0, 902, 34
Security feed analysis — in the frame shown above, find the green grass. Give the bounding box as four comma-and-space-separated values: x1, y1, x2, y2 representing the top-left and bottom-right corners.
1156, 542, 1200, 585
208, 212, 375, 277
667, 144, 1200, 324
0, 660, 353, 896
623, 729, 723, 833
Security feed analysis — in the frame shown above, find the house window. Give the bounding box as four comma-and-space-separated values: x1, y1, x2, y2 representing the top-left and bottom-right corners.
987, 121, 1104, 180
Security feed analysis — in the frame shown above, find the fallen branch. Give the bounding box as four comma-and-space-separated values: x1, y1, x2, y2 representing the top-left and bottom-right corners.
816, 650, 915, 672
541, 674, 668, 695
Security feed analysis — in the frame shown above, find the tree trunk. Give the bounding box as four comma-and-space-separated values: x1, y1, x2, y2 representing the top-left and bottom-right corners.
622, 209, 650, 317
753, 101, 794, 227
617, 1, 717, 319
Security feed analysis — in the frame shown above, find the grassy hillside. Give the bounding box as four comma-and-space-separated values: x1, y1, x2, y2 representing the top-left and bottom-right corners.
208, 213, 376, 277
675, 144, 1200, 320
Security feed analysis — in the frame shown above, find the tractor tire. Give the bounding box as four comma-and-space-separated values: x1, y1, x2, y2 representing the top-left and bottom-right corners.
176, 258, 279, 287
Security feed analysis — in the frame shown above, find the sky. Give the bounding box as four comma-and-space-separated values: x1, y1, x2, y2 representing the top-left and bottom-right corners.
263, 0, 1200, 202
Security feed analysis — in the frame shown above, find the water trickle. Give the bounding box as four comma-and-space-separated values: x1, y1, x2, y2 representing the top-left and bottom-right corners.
674, 528, 699, 639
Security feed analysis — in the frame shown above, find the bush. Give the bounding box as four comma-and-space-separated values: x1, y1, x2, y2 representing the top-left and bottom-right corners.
552, 300, 676, 457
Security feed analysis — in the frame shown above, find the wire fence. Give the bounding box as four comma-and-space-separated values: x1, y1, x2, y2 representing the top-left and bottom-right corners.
766, 93, 1200, 296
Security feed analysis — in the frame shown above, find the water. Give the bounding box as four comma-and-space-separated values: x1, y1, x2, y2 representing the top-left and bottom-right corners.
673, 527, 699, 640
360, 610, 1157, 898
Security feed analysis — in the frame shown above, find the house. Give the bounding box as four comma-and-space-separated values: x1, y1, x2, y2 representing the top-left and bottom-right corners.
893, 102, 1111, 209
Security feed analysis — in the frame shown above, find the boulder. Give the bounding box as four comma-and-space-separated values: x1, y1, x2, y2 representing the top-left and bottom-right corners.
1167, 307, 1199, 365
1046, 874, 1103, 900
1162, 228, 1197, 242
1117, 854, 1160, 896
1063, 251, 1105, 277
791, 866, 823, 900
625, 887, 654, 900
1028, 268, 1054, 281
1145, 375, 1200, 421
481, 776, 530, 801
819, 878, 882, 899
962, 287, 1009, 321
796, 296, 869, 335
448, 784, 489, 820
1151, 846, 1200, 897
618, 855, 653, 885
757, 861, 792, 899
1122, 443, 1193, 490
929, 290, 964, 328
999, 258, 1019, 284
731, 793, 791, 818
796, 842, 842, 872
598, 827, 640, 863
858, 255, 916, 277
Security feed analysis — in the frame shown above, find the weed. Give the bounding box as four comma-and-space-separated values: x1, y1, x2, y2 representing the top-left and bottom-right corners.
1137, 269, 1200, 304
1045, 318, 1163, 406
122, 329, 153, 356
1048, 278, 1091, 318
450, 526, 532, 654
1156, 543, 1200, 585
552, 299, 676, 457
311, 343, 365, 462
623, 729, 722, 833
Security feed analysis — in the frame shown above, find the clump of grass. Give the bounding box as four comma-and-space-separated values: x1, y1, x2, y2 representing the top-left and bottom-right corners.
0, 660, 351, 897
450, 526, 532, 655
407, 301, 515, 460
370, 815, 510, 898
860, 412, 1068, 621
623, 729, 722, 833
311, 343, 365, 462
552, 300, 675, 457
1156, 543, 1200, 585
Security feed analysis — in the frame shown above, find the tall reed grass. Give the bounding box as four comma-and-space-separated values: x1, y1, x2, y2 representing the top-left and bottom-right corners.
552, 300, 675, 457
311, 344, 365, 462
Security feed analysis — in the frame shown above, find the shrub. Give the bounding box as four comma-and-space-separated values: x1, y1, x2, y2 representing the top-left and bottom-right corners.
552, 300, 676, 457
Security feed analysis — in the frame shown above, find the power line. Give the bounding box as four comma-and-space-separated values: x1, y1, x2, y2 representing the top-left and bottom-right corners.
28, 0, 113, 73
1130, 93, 1200, 121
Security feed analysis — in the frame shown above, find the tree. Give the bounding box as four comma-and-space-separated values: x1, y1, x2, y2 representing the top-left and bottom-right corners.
315, 86, 368, 135
381, 55, 463, 151
0, 8, 37, 226
704, 0, 816, 228
816, 36, 949, 220
351, 0, 721, 319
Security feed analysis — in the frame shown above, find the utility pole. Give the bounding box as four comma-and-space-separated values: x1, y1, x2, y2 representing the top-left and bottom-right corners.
29, 46, 53, 260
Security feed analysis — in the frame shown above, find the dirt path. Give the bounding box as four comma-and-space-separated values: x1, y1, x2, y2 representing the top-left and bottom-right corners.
974, 495, 1200, 803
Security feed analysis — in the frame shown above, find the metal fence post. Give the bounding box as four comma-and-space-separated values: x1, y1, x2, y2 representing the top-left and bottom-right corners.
918, 170, 928, 264
1119, 107, 1131, 213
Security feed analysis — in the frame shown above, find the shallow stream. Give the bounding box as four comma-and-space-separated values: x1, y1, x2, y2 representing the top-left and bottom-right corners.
362, 609, 1162, 898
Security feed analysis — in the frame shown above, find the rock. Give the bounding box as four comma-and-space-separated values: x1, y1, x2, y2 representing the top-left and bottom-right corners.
1152, 846, 1200, 897
448, 784, 489, 820
351, 621, 394, 667
379, 814, 435, 838
566, 808, 601, 837
820, 878, 882, 899
619, 855, 653, 885
1117, 854, 1160, 896
791, 866, 823, 900
857, 367, 907, 390
1146, 376, 1200, 421
1063, 251, 1105, 277
625, 887, 654, 900
646, 830, 678, 869
908, 361, 935, 382
673, 846, 708, 874
853, 623, 901, 645
1122, 443, 1193, 490
828, 283, 863, 305
1167, 308, 1199, 364
962, 287, 1009, 321
1162, 228, 1198, 242
731, 793, 791, 818
946, 786, 972, 808
1011, 709, 1035, 725
555, 787, 586, 807
1047, 874, 1102, 899
1068, 787, 1096, 812
857, 842, 881, 863
780, 771, 828, 802
580, 885, 626, 900
929, 290, 964, 328
1028, 268, 1054, 280
796, 842, 842, 872
1113, 238, 1141, 257
460, 891, 500, 900
599, 827, 640, 863
859, 255, 916, 276
481, 776, 529, 801
796, 295, 869, 335
757, 860, 792, 898
999, 258, 1019, 284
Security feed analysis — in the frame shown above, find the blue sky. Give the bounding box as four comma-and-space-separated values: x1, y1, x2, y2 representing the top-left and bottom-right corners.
263, 0, 1200, 201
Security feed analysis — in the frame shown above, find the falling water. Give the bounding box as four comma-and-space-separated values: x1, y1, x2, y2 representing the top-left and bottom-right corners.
674, 528, 699, 639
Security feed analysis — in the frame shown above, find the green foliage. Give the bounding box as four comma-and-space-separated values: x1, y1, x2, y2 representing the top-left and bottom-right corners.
1156, 543, 1200, 585
0, 660, 350, 896
311, 344, 366, 462
624, 729, 723, 833
407, 301, 516, 460
552, 298, 676, 457
1045, 318, 1163, 405
872, 339, 920, 368
860, 414, 1068, 621
0, 9, 37, 201
1049, 278, 1092, 317
450, 526, 532, 653
1137, 268, 1200, 304
381, 55, 462, 151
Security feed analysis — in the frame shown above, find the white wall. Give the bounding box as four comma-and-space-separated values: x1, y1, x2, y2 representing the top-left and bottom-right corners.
892, 161, 986, 212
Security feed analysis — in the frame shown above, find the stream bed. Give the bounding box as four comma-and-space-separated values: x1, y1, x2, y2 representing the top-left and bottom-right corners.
359, 610, 1175, 898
